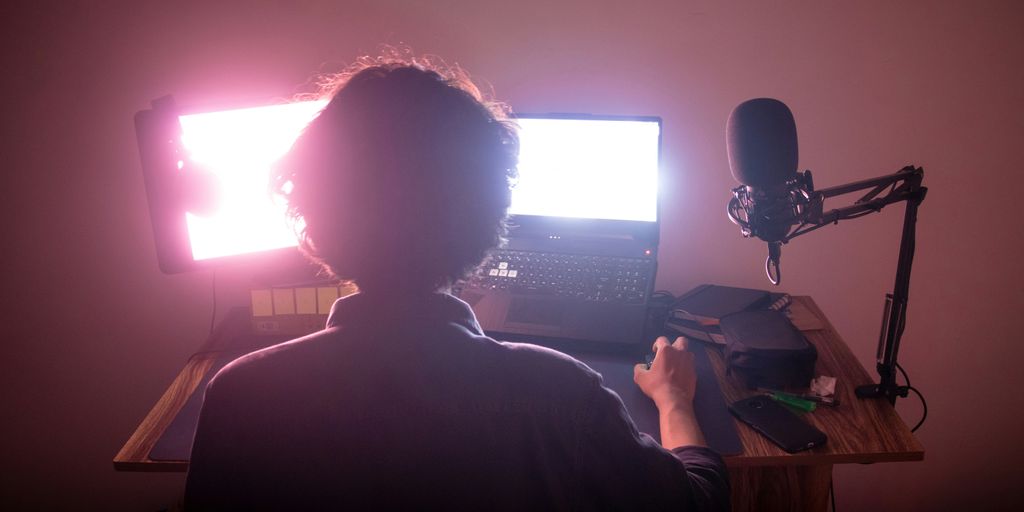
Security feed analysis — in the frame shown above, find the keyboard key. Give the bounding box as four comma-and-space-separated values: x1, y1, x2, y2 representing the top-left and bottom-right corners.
467, 250, 652, 304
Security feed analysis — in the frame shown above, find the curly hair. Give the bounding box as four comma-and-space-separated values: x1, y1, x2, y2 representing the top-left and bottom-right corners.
272, 55, 519, 293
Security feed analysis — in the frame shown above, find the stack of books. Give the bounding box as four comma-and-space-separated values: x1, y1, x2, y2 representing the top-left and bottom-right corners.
665, 284, 791, 345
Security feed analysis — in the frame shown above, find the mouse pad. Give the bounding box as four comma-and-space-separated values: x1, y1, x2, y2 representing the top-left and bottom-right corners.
569, 343, 742, 456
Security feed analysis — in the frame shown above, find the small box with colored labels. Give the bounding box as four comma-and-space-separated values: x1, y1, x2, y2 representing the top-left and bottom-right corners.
250, 283, 357, 336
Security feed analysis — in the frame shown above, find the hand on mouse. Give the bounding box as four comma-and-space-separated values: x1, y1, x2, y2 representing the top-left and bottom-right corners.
634, 336, 706, 448
634, 336, 697, 410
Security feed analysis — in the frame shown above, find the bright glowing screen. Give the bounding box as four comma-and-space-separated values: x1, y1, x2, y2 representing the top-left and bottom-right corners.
510, 118, 660, 222
177, 107, 658, 262
178, 100, 327, 261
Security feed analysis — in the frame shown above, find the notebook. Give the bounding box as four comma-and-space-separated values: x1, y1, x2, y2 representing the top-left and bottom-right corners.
457, 114, 662, 345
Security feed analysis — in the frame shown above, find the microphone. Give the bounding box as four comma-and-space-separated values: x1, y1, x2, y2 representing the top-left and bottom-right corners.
726, 98, 813, 284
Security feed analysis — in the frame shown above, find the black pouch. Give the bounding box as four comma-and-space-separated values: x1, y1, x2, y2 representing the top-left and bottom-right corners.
720, 309, 817, 389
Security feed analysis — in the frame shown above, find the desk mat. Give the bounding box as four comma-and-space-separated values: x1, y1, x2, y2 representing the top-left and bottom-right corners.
150, 339, 741, 461
568, 342, 743, 456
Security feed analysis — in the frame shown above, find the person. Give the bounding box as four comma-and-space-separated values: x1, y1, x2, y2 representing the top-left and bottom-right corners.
184, 54, 729, 510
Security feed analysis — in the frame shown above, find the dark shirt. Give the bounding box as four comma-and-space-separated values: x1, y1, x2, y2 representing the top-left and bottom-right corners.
185, 292, 729, 510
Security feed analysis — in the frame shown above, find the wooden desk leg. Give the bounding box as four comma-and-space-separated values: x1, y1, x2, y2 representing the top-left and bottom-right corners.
729, 465, 832, 512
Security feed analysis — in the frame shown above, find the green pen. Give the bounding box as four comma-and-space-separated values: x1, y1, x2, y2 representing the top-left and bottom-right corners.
758, 387, 838, 407
766, 391, 817, 413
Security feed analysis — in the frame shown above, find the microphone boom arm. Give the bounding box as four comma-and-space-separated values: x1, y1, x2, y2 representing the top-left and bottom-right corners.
788, 165, 927, 405
785, 166, 924, 240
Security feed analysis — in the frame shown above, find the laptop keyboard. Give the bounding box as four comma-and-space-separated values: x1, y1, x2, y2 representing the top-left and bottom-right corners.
462, 250, 652, 304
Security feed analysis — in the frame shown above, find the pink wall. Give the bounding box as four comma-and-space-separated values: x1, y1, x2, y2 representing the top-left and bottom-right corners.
4, 1, 1022, 509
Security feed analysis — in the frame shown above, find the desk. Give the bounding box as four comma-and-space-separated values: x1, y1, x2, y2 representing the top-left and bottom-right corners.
115, 297, 923, 510
712, 297, 924, 511
113, 306, 283, 472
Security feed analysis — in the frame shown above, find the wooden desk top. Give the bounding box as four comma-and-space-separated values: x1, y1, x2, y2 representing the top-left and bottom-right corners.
114, 296, 923, 472
717, 297, 924, 467
113, 307, 279, 472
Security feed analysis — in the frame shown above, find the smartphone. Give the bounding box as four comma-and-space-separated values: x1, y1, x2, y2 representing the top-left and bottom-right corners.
729, 396, 828, 453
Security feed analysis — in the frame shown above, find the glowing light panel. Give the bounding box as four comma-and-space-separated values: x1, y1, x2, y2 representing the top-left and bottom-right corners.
178, 100, 327, 261
510, 118, 660, 222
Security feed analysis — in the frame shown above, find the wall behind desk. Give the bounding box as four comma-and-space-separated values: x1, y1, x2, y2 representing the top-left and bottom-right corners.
3, 1, 1021, 509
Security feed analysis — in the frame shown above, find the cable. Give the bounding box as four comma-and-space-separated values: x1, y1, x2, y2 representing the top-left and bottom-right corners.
897, 363, 928, 432
896, 362, 912, 388
906, 385, 928, 433
858, 362, 928, 469
647, 290, 676, 335
787, 205, 885, 241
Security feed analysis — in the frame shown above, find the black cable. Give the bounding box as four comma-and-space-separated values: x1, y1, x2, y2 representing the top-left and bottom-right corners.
896, 362, 912, 388
897, 363, 928, 432
906, 385, 928, 432
843, 209, 881, 220
787, 220, 831, 239
787, 207, 883, 241
647, 290, 676, 335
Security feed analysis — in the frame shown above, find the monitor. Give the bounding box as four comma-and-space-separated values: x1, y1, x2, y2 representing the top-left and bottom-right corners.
135, 100, 661, 273
135, 97, 326, 274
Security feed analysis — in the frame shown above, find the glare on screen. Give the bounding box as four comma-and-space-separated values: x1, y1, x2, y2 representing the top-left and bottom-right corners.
175, 107, 656, 262
510, 118, 659, 222
177, 100, 327, 261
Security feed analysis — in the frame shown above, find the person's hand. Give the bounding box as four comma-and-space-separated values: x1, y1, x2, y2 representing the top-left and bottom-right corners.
634, 336, 697, 410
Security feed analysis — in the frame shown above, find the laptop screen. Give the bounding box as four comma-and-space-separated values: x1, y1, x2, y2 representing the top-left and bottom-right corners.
511, 116, 661, 223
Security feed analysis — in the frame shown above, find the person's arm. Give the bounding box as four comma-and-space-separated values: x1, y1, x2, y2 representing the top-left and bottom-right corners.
633, 336, 705, 449
574, 341, 729, 511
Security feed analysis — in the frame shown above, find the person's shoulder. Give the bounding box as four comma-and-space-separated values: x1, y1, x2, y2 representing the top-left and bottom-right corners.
492, 341, 603, 392
206, 328, 340, 394
495, 340, 585, 366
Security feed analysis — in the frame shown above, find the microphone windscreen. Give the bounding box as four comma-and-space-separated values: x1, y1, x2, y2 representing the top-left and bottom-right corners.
726, 98, 799, 187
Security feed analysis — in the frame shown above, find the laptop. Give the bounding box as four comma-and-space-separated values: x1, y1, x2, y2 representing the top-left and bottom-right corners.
457, 113, 662, 345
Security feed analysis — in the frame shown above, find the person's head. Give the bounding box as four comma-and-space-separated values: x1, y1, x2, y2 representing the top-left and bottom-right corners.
273, 55, 518, 294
